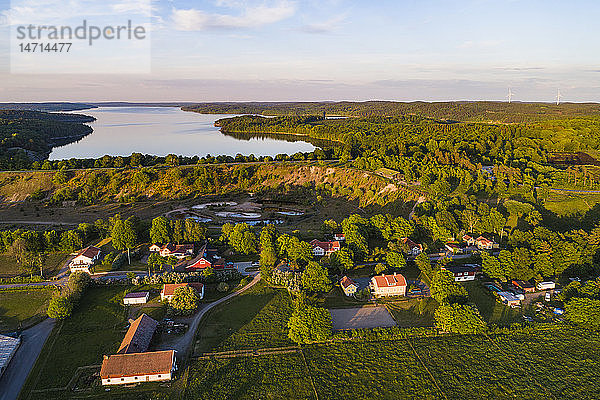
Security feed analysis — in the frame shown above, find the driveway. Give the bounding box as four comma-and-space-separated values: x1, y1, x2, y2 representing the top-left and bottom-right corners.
0, 318, 56, 400
155, 273, 262, 358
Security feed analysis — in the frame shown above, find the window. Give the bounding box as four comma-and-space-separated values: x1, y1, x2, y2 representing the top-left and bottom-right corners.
121, 378, 124, 381
135, 377, 138, 380
157, 375, 161, 378
107, 379, 110, 382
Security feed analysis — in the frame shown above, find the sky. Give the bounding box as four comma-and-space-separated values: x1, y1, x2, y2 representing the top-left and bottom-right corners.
0, 0, 599, 102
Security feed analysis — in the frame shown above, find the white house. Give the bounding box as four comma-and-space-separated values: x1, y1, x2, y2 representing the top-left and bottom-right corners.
123, 292, 150, 305
370, 273, 407, 298
160, 283, 204, 302
310, 240, 341, 257
69, 246, 101, 274
339, 276, 358, 296
442, 265, 477, 282
100, 350, 176, 386
401, 238, 423, 256
475, 236, 495, 250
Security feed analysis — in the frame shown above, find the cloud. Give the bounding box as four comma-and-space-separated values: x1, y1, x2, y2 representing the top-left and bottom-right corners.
172, 0, 296, 31
298, 14, 345, 34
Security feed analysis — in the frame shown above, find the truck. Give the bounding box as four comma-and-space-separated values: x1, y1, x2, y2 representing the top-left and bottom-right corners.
537, 281, 556, 291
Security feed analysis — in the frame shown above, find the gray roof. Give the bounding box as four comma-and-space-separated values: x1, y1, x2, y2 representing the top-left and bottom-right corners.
0, 334, 21, 375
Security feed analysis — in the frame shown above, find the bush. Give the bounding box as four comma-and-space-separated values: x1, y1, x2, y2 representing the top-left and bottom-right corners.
171, 286, 200, 314
47, 295, 73, 319
217, 282, 230, 292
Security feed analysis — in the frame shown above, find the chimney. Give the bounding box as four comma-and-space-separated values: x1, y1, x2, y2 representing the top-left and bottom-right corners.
104, 355, 109, 360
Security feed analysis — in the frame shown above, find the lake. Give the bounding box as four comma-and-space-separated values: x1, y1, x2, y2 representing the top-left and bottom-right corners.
49, 107, 316, 160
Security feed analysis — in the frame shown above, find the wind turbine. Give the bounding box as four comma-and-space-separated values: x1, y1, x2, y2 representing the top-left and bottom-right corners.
556, 89, 562, 105
507, 88, 514, 103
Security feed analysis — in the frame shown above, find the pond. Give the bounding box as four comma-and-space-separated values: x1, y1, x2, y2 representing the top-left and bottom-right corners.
49, 106, 316, 160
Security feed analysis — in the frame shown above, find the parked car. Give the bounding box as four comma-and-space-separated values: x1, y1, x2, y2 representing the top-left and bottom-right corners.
544, 292, 551, 302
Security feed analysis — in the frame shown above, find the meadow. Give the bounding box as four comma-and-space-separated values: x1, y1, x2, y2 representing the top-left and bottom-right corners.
0, 289, 52, 331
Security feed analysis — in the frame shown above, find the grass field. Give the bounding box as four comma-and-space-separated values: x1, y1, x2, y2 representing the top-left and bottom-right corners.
385, 297, 438, 327
544, 191, 600, 216
0, 252, 67, 278
0, 290, 52, 332
186, 326, 600, 400
194, 282, 293, 354
21, 286, 127, 399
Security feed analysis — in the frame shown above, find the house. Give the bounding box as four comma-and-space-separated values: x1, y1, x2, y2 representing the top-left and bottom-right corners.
475, 236, 495, 250
497, 291, 521, 307
462, 235, 476, 246
123, 292, 150, 305
333, 233, 346, 241
310, 240, 341, 257
160, 283, 204, 302
511, 280, 535, 293
442, 265, 477, 282
444, 243, 462, 255
69, 246, 101, 274
185, 244, 229, 271
100, 350, 176, 386
400, 238, 423, 256
150, 243, 194, 259
371, 273, 407, 297
117, 314, 159, 354
0, 334, 21, 379
339, 276, 358, 296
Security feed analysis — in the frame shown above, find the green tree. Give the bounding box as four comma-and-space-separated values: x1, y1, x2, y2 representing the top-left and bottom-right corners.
287, 305, 332, 344
386, 250, 406, 270
330, 247, 354, 273
565, 298, 600, 328
112, 217, 137, 264
434, 303, 487, 334
301, 261, 332, 293
481, 252, 508, 282
47, 296, 73, 320
430, 269, 467, 304
415, 252, 433, 277
170, 286, 200, 314
150, 216, 172, 244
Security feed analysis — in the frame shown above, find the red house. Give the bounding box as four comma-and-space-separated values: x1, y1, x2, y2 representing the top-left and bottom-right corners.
185, 244, 230, 271
310, 240, 341, 257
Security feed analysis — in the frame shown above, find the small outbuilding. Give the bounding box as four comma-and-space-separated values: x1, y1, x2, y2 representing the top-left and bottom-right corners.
339, 276, 358, 296
123, 292, 150, 305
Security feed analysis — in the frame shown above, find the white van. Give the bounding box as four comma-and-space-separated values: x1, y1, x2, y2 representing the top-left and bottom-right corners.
537, 281, 556, 291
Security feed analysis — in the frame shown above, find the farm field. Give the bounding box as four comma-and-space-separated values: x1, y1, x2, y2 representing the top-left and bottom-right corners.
0, 289, 52, 332
193, 281, 293, 355
186, 326, 600, 400
20, 286, 127, 399
0, 252, 67, 278
544, 190, 600, 216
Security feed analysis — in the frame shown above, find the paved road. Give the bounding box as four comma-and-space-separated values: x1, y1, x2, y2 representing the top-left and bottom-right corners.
0, 318, 56, 400
0, 221, 78, 226
156, 273, 261, 358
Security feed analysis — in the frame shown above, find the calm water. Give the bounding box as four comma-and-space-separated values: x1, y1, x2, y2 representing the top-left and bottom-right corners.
49, 107, 316, 160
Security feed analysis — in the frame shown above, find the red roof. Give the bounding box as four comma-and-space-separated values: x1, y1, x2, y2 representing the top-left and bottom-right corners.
161, 283, 204, 297
372, 273, 407, 288
100, 350, 174, 379
117, 314, 158, 354
76, 246, 100, 259
476, 236, 494, 245
340, 276, 357, 290
161, 243, 194, 254
401, 238, 422, 250
310, 239, 341, 252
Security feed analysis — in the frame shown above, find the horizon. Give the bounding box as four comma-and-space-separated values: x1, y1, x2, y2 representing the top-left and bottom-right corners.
1, 0, 599, 102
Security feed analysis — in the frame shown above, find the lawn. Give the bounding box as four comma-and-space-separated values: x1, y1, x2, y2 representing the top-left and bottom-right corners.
21, 286, 127, 398
464, 281, 523, 324
0, 252, 67, 278
193, 281, 293, 355
385, 297, 438, 327
0, 290, 52, 332
544, 191, 600, 216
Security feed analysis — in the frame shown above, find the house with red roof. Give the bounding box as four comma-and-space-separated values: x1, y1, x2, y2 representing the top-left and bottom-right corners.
149, 243, 194, 259
100, 350, 176, 386
160, 283, 204, 302
370, 273, 407, 297
400, 238, 423, 257
475, 236, 495, 250
117, 314, 158, 355
185, 244, 229, 271
339, 276, 358, 296
310, 239, 341, 257
69, 246, 101, 274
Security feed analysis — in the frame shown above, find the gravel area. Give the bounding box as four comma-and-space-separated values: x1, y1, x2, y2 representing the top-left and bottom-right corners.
329, 306, 396, 330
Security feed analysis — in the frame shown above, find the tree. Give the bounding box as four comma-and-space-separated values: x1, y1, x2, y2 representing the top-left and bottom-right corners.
565, 298, 600, 328
150, 216, 171, 244
374, 263, 387, 274
221, 223, 257, 255
47, 296, 73, 320
430, 269, 467, 304
434, 303, 486, 334
481, 252, 509, 282
330, 247, 354, 273
147, 252, 164, 273
415, 252, 433, 277
170, 286, 200, 314
112, 217, 137, 264
287, 305, 332, 344
321, 219, 339, 236
386, 250, 406, 270
301, 261, 332, 293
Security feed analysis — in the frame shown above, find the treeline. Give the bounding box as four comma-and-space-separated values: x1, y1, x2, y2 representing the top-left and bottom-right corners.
0, 110, 95, 169
184, 101, 600, 123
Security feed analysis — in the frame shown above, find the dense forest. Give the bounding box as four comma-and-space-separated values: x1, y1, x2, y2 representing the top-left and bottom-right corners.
0, 110, 95, 169
184, 101, 600, 123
